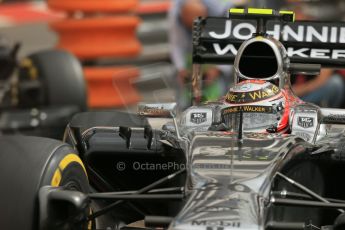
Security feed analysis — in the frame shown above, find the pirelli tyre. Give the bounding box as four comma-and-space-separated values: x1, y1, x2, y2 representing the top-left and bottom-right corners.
0, 135, 89, 230
21, 49, 87, 111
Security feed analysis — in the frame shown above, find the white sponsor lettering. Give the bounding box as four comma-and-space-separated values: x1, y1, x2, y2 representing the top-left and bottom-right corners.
213, 43, 238, 55
267, 24, 281, 40
283, 25, 304, 42
310, 49, 329, 59
331, 27, 338, 43
209, 20, 231, 39
332, 50, 345, 59
287, 47, 309, 58
213, 45, 345, 60
209, 22, 345, 44
306, 26, 328, 42
340, 28, 345, 43
233, 23, 256, 40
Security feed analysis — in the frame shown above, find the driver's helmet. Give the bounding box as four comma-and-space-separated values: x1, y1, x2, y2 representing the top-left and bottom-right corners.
222, 80, 289, 133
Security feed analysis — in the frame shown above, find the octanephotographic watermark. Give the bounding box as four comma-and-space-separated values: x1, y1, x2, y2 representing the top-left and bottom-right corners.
116, 161, 186, 171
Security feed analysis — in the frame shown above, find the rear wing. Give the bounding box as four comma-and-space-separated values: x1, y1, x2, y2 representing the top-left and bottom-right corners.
193, 14, 345, 67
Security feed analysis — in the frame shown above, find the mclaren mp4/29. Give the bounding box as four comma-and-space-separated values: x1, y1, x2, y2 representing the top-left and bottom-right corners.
4, 8, 345, 230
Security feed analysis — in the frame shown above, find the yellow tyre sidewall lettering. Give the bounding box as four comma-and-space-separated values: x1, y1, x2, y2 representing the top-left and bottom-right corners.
51, 169, 62, 187
50, 153, 87, 187
49, 153, 92, 229
88, 209, 93, 230
20, 58, 38, 80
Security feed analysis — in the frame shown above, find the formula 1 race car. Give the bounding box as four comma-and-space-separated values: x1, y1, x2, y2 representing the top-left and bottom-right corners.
4, 8, 345, 230
0, 39, 87, 139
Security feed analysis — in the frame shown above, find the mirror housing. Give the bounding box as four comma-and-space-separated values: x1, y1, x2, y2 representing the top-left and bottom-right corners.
138, 103, 177, 118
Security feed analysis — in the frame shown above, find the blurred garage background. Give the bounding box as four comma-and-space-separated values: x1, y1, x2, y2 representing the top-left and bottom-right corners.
0, 0, 176, 107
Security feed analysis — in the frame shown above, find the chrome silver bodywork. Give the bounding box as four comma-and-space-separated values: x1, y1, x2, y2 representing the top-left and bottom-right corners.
170, 133, 300, 230
140, 35, 345, 229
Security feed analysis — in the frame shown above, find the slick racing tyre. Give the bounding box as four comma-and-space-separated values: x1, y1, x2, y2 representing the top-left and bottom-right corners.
0, 136, 89, 230
22, 50, 87, 110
